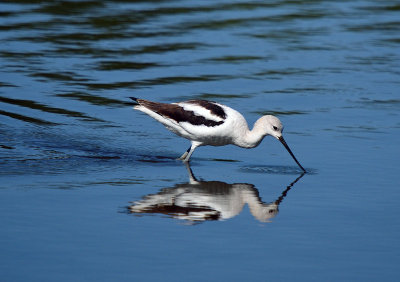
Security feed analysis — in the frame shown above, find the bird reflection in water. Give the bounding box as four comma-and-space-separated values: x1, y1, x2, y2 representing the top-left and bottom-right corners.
128, 164, 305, 223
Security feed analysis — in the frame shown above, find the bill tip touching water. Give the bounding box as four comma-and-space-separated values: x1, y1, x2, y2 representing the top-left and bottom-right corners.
130, 97, 306, 172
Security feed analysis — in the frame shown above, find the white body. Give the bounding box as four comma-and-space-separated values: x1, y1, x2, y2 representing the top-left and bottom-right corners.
132, 97, 305, 172
135, 101, 273, 148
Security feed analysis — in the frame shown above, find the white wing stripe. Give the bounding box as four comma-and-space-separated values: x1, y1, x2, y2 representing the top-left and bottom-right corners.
178, 103, 224, 122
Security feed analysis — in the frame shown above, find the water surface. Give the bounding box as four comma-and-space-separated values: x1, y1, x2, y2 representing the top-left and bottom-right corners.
1, 1, 399, 281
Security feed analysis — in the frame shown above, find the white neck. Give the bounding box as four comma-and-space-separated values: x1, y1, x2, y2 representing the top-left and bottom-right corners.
235, 117, 269, 148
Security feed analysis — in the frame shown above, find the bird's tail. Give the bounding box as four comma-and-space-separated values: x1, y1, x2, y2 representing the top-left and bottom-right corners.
129, 97, 139, 104
126, 97, 140, 107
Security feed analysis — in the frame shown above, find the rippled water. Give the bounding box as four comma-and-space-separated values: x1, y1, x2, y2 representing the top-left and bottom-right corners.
1, 1, 399, 281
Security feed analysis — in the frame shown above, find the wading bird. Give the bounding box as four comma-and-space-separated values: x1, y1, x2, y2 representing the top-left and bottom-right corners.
130, 97, 306, 172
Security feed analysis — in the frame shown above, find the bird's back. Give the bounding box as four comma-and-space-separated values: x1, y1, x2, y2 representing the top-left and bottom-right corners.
133, 98, 249, 146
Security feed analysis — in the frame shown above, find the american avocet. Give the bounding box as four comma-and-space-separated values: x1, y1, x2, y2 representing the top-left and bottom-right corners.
130, 97, 306, 172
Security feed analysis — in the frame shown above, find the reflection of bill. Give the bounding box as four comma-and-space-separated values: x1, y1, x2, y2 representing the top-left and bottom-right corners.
128, 164, 305, 223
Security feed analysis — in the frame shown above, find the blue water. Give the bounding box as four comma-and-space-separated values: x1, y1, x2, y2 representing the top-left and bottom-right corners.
1, 1, 399, 281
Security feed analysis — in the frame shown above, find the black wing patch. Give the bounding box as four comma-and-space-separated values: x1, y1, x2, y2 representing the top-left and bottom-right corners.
137, 99, 225, 127
185, 100, 227, 119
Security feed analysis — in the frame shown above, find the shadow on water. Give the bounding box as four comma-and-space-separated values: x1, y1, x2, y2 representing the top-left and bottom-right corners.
127, 163, 305, 224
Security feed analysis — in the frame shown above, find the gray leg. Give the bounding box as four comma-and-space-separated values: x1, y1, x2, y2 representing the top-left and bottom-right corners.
178, 141, 201, 162
178, 145, 191, 160
182, 145, 196, 162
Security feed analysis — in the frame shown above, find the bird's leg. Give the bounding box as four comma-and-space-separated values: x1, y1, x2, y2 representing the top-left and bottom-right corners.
178, 146, 191, 160
178, 142, 201, 162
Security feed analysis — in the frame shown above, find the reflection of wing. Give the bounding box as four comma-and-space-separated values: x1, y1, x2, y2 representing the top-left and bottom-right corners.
128, 186, 222, 221
128, 164, 305, 223
129, 182, 251, 221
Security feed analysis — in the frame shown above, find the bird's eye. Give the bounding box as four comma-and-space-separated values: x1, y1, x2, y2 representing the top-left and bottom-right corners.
273, 126, 278, 131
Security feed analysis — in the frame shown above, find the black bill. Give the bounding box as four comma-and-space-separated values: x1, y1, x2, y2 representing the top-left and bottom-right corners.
278, 136, 306, 172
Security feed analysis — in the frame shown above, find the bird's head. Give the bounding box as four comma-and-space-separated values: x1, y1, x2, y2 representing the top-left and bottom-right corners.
260, 115, 284, 139
259, 115, 306, 173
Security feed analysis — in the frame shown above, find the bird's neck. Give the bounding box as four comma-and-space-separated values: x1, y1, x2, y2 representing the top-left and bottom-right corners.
236, 118, 267, 148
